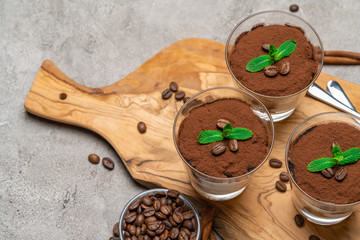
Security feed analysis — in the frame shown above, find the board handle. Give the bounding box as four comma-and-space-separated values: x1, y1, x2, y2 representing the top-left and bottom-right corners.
24, 60, 118, 132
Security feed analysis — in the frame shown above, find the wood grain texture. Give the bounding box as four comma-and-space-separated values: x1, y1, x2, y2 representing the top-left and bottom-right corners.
24, 38, 360, 239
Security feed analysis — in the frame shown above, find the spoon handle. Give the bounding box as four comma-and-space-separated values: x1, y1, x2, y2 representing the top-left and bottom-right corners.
326, 80, 357, 111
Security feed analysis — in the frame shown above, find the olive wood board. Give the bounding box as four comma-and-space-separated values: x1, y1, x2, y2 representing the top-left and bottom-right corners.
24, 38, 360, 240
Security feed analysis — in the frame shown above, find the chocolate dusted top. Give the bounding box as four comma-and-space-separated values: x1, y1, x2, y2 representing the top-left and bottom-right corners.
178, 99, 270, 178
289, 122, 360, 204
229, 24, 319, 96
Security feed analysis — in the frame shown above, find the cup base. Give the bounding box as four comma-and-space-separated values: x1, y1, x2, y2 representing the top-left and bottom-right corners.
298, 207, 352, 225
270, 108, 295, 122
191, 183, 247, 201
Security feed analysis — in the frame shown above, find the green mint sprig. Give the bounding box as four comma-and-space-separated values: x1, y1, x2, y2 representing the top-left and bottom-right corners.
307, 145, 360, 172
246, 40, 297, 73
198, 123, 252, 144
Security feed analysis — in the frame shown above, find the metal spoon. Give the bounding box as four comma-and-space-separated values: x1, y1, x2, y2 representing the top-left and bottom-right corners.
327, 80, 357, 111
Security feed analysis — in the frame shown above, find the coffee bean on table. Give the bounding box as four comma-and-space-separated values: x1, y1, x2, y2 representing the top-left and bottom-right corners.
269, 158, 282, 168
275, 181, 287, 192
183, 97, 190, 104
162, 89, 172, 99
216, 119, 230, 129
113, 222, 120, 237
294, 214, 305, 227
335, 167, 347, 181
279, 172, 290, 182
309, 235, 320, 240
228, 139, 238, 152
279, 61, 290, 75
137, 121, 147, 134
175, 91, 185, 101
262, 43, 270, 52
321, 167, 334, 179
169, 82, 179, 92
290, 4, 299, 12
211, 143, 226, 156
102, 157, 114, 170
264, 65, 278, 77
88, 153, 100, 164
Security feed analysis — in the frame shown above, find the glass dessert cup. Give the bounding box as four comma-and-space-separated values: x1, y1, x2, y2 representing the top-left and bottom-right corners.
225, 10, 324, 122
285, 112, 360, 225
173, 87, 274, 201
119, 188, 201, 240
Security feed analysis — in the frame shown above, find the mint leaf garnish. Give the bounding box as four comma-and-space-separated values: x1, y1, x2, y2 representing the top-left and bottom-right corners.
198, 130, 223, 144
338, 147, 360, 165
246, 55, 274, 72
307, 144, 360, 172
246, 40, 297, 73
222, 123, 232, 138
307, 157, 337, 172
273, 40, 297, 61
226, 127, 253, 140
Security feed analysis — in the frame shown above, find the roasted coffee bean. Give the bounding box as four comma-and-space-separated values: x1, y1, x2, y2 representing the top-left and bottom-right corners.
175, 91, 185, 101
140, 224, 147, 234
122, 222, 127, 230
161, 229, 169, 239
262, 43, 270, 52
163, 219, 172, 229
183, 97, 190, 104
269, 158, 282, 168
155, 211, 167, 220
179, 229, 189, 240
183, 220, 193, 230
169, 216, 177, 227
88, 153, 100, 164
216, 119, 230, 129
155, 223, 166, 235
264, 65, 278, 77
169, 82, 179, 92
275, 181, 287, 192
294, 214, 304, 227
251, 23, 264, 31
279, 172, 290, 182
128, 224, 136, 236
332, 140, 340, 150
175, 197, 184, 207
167, 198, 173, 205
135, 226, 141, 237
160, 197, 168, 206
125, 212, 137, 223
289, 4, 299, 12
172, 212, 184, 224
145, 216, 157, 225
137, 121, 147, 134
228, 139, 238, 152
211, 143, 226, 155
182, 211, 194, 220
143, 235, 151, 240
279, 61, 290, 75
135, 214, 145, 226
146, 229, 156, 237
147, 221, 161, 231
167, 189, 180, 198
174, 206, 183, 213
113, 222, 120, 237
137, 205, 142, 215
309, 235, 320, 240
191, 217, 197, 230
110, 237, 120, 240
321, 168, 334, 179
129, 199, 141, 211
160, 205, 172, 215
171, 202, 177, 211
102, 157, 114, 170
153, 199, 161, 211
181, 228, 190, 236
190, 232, 197, 240
335, 167, 347, 181
154, 191, 166, 198
131, 236, 138, 240
170, 227, 179, 239
143, 207, 155, 217
142, 195, 153, 206
162, 89, 172, 100
124, 231, 131, 238
141, 203, 151, 210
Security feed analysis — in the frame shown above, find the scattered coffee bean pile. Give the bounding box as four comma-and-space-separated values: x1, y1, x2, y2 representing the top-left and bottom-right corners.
162, 82, 187, 101
88, 153, 115, 170
120, 189, 198, 240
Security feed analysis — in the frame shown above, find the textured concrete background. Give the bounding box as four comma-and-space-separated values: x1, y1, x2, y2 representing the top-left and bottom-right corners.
1, 0, 359, 239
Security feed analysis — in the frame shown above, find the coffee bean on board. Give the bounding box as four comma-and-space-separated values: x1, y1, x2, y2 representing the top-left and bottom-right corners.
175, 91, 185, 101
88, 153, 100, 164
279, 61, 290, 75
321, 168, 334, 179
275, 181, 287, 192
264, 65, 278, 77
211, 143, 226, 156
335, 167, 347, 181
279, 172, 290, 182
102, 157, 114, 170
269, 158, 282, 168
169, 82, 179, 92
162, 89, 172, 99
216, 119, 230, 129
228, 139, 238, 152
294, 214, 305, 227
137, 122, 147, 134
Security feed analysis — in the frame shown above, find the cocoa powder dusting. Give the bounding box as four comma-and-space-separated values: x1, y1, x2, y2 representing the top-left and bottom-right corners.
229, 25, 318, 96
289, 123, 360, 204
178, 99, 270, 178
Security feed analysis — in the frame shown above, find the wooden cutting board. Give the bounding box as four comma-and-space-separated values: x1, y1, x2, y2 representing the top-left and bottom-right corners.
24, 38, 360, 240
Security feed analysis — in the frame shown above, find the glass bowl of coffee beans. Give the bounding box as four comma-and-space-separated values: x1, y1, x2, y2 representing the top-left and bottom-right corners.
119, 188, 201, 240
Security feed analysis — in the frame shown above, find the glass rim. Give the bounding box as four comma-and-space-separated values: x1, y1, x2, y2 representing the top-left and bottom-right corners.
118, 188, 201, 240
173, 86, 275, 180
285, 111, 360, 207
225, 10, 324, 99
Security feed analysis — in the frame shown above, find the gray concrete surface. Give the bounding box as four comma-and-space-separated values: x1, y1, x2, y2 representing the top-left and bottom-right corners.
0, 0, 359, 239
